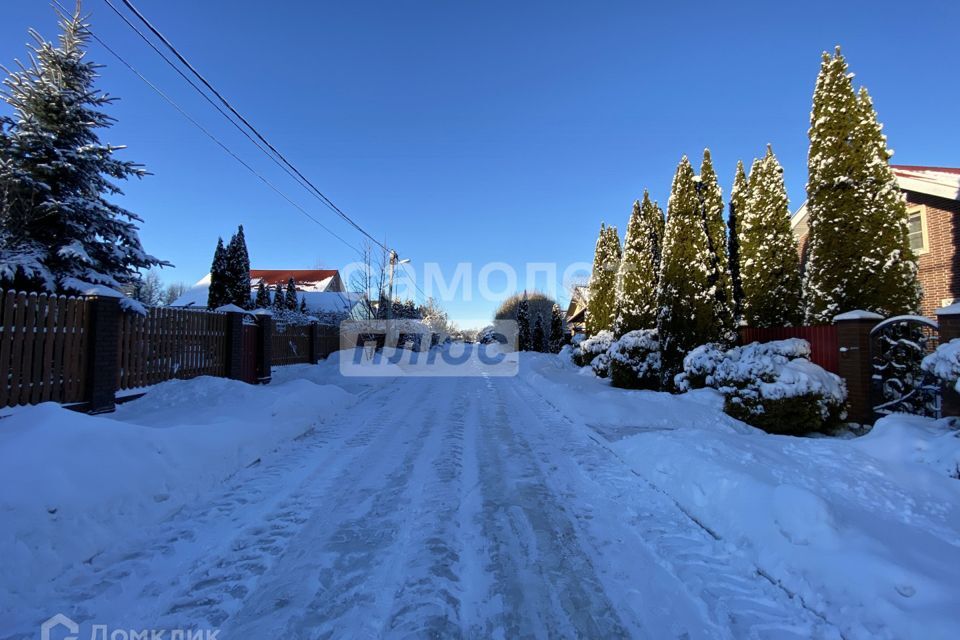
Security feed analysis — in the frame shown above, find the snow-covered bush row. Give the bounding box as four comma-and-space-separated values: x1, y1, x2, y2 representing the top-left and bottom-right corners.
680, 338, 847, 435
608, 329, 660, 390
572, 330, 614, 367
921, 338, 960, 391
590, 350, 612, 378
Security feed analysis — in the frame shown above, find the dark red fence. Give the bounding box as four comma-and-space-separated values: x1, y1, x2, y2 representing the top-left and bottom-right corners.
739, 325, 839, 373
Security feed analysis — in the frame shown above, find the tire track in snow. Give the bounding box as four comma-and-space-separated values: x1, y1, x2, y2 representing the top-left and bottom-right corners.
469, 374, 635, 638
509, 375, 845, 639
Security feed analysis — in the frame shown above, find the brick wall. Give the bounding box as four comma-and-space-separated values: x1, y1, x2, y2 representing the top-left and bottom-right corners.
909, 192, 960, 318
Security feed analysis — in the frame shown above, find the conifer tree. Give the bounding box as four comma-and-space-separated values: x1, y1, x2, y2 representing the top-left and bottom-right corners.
207, 238, 229, 309
657, 156, 718, 388
614, 193, 663, 336
532, 314, 546, 352
0, 6, 166, 292
728, 160, 748, 321
517, 294, 531, 351
697, 149, 736, 342
739, 145, 803, 327
225, 225, 250, 308
299, 297, 308, 314
285, 277, 298, 310
254, 280, 270, 308
586, 224, 621, 336
803, 47, 920, 321
272, 283, 285, 311
549, 303, 564, 353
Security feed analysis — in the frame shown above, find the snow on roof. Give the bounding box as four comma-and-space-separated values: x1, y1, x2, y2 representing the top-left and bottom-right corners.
171, 279, 362, 314
891, 166, 960, 201
935, 302, 960, 316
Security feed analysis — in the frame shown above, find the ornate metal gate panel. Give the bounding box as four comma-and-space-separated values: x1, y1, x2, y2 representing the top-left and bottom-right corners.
870, 315, 940, 418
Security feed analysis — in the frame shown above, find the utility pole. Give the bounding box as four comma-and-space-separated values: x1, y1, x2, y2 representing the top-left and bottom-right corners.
384, 250, 410, 349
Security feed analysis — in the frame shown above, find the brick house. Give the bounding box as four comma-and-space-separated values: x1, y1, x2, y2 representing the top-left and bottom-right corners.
790, 165, 960, 318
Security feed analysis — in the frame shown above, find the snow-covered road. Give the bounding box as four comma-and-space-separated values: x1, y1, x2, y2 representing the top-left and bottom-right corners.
4, 372, 846, 639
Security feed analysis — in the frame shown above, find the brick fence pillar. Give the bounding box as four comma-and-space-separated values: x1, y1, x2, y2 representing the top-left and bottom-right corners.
224, 310, 244, 380
309, 322, 321, 364
86, 295, 121, 414
935, 303, 960, 417
255, 311, 273, 384
834, 310, 883, 425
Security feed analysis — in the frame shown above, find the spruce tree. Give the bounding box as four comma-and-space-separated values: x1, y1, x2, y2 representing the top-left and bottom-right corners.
739, 145, 803, 327
0, 6, 166, 292
614, 192, 663, 336
728, 160, 748, 322
657, 156, 718, 389
225, 225, 251, 308
532, 314, 546, 352
272, 283, 286, 311
803, 47, 920, 321
697, 149, 736, 342
299, 297, 308, 314
549, 303, 564, 353
207, 238, 229, 309
517, 294, 531, 351
254, 280, 270, 308
285, 277, 298, 310
586, 224, 621, 336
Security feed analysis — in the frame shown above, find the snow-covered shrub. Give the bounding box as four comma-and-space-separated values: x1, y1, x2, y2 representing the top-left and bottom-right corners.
674, 343, 726, 391
590, 350, 612, 378
921, 339, 960, 391
609, 330, 660, 390
573, 330, 614, 367
706, 339, 847, 435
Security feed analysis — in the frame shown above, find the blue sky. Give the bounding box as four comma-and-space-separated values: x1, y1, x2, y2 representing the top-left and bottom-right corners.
2, 1, 958, 328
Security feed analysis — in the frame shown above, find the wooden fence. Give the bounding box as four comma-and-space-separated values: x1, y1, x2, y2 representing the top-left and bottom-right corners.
739, 324, 839, 373
1, 288, 344, 411
271, 323, 339, 367
117, 307, 228, 390
272, 323, 312, 366
0, 291, 89, 406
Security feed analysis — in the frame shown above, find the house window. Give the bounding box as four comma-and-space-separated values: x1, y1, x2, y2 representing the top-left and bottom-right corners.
907, 205, 929, 254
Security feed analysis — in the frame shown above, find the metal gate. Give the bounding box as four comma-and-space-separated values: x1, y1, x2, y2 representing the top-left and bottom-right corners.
870, 315, 941, 418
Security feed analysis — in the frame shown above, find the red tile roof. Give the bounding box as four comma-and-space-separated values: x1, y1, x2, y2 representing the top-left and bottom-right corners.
249, 269, 338, 286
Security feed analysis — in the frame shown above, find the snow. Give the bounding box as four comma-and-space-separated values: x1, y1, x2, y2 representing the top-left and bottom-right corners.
833, 310, 884, 321
0, 350, 958, 638
214, 303, 247, 313
172, 276, 363, 316
935, 302, 960, 316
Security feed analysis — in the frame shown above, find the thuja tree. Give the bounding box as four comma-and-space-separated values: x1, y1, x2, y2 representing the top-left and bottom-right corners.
0, 5, 166, 293
657, 156, 718, 388
697, 149, 736, 342
728, 160, 748, 322
586, 223, 621, 336
614, 192, 663, 336
739, 145, 803, 327
803, 47, 919, 321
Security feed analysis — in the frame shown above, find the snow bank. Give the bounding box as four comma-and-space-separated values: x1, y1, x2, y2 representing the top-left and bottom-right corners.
0, 373, 356, 593
518, 352, 960, 639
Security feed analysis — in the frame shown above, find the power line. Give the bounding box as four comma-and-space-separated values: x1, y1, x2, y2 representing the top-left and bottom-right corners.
64, 6, 367, 260
115, 0, 389, 253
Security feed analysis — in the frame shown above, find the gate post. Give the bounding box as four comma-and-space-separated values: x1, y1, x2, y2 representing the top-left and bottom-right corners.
217, 305, 245, 381
935, 304, 960, 417
834, 310, 883, 425
309, 321, 321, 364
85, 295, 121, 414
254, 310, 273, 384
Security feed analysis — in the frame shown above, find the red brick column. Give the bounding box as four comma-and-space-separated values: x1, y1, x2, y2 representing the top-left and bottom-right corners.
834, 310, 883, 425
935, 304, 960, 417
